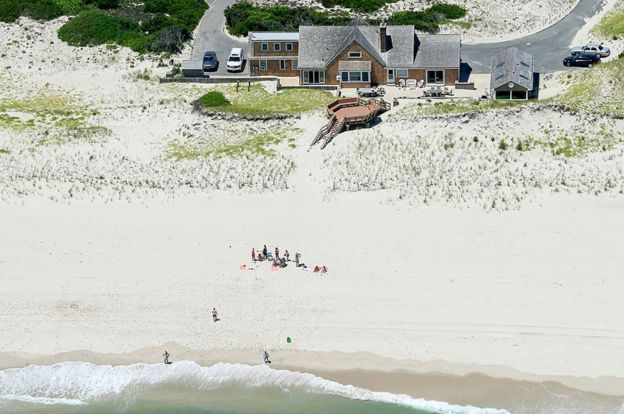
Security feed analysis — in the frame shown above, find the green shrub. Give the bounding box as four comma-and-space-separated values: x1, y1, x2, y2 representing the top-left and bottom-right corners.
198, 92, 231, 108
388, 3, 467, 31
321, 0, 396, 13
619, 51, 624, 59
225, 2, 350, 37
85, 0, 119, 9
429, 3, 466, 19
151, 27, 189, 53
54, 0, 86, 14
58, 9, 143, 49
0, 0, 65, 22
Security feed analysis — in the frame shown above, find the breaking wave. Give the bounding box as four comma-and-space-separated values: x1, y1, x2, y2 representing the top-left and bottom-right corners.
0, 361, 508, 413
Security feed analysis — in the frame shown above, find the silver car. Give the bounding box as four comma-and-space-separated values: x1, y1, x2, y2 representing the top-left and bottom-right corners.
570, 44, 611, 58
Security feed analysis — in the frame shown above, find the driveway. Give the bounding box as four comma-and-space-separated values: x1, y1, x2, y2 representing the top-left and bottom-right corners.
462, 0, 607, 74
191, 0, 248, 76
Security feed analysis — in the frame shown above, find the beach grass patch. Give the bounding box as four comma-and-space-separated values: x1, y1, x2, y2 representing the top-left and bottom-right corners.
593, 6, 624, 38
167, 127, 301, 158
557, 58, 624, 117
321, 0, 398, 13
197, 85, 334, 116
0, 90, 108, 143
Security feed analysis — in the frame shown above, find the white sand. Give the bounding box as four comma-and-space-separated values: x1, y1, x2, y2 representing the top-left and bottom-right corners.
1, 17, 624, 400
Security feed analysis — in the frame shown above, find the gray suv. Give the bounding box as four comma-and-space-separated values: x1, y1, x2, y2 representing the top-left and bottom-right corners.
203, 51, 218, 71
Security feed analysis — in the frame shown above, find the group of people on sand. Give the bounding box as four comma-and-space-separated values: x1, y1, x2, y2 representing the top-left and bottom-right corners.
250, 245, 328, 273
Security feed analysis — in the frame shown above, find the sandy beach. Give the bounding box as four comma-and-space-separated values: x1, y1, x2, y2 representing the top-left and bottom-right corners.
1, 7, 624, 413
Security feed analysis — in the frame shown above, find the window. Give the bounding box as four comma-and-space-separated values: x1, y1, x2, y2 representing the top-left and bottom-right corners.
303, 70, 325, 84
260, 43, 268, 52
339, 71, 371, 82
396, 69, 408, 78
348, 51, 361, 58
292, 59, 298, 69
286, 43, 293, 51
426, 70, 444, 84
273, 43, 281, 51
279, 60, 286, 70
259, 60, 267, 70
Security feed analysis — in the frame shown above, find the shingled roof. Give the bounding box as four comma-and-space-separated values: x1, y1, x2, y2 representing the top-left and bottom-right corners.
490, 47, 534, 90
297, 25, 415, 69
413, 34, 461, 68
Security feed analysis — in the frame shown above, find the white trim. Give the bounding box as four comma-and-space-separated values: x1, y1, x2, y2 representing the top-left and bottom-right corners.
273, 42, 281, 51
285, 42, 293, 51
260, 43, 268, 52
279, 59, 286, 71
348, 51, 362, 59
259, 60, 267, 70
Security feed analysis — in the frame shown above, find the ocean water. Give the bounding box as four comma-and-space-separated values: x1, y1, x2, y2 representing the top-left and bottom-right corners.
0, 361, 507, 414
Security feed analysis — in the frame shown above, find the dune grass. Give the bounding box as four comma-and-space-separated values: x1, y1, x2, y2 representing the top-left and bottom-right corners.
557, 58, 624, 117
196, 85, 334, 116
593, 4, 624, 39
0, 92, 108, 144
168, 127, 299, 158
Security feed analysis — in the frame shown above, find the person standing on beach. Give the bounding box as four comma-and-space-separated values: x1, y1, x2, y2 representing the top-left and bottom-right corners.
263, 245, 268, 257
251, 248, 256, 262
284, 250, 289, 261
275, 247, 279, 259
163, 350, 170, 364
295, 252, 301, 267
212, 308, 219, 322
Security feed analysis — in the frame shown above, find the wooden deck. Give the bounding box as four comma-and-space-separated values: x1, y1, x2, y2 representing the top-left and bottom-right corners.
311, 98, 390, 149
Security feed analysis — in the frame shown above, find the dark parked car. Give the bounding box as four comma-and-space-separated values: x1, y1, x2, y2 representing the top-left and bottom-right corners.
563, 53, 600, 68
203, 51, 217, 71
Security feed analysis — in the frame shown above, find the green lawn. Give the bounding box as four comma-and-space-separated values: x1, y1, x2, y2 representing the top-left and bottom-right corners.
196, 85, 334, 117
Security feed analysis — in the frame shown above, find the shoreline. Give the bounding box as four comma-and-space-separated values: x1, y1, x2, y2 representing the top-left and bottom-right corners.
3, 346, 624, 400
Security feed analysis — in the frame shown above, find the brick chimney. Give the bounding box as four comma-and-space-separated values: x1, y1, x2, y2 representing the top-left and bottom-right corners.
380, 23, 387, 53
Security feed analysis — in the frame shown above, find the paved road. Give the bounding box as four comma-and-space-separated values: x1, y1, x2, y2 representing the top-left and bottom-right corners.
462, 0, 606, 74
191, 0, 248, 76
192, 0, 605, 76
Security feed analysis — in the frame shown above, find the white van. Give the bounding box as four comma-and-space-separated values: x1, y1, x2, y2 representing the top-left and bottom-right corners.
226, 48, 244, 72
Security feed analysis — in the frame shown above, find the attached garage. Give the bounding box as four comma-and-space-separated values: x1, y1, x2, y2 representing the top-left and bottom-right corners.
490, 48, 534, 100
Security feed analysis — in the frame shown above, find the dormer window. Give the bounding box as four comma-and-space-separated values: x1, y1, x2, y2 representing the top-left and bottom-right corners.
348, 51, 361, 59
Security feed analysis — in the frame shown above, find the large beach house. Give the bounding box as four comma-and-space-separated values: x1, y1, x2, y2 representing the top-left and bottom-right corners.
248, 22, 461, 88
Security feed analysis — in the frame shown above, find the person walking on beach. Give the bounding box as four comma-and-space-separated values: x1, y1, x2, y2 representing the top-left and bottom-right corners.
251, 248, 256, 262
295, 252, 301, 267
284, 250, 290, 261
275, 247, 279, 259
163, 350, 170, 364
212, 308, 219, 322
263, 350, 271, 364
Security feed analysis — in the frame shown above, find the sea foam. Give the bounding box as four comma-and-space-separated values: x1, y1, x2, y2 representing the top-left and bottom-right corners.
0, 361, 509, 413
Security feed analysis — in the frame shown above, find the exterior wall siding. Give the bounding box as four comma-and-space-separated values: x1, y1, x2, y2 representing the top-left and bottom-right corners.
444, 68, 459, 85
251, 41, 299, 57
325, 41, 387, 87
250, 59, 299, 77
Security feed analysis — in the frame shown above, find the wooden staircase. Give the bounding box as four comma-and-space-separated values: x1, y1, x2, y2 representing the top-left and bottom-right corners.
310, 98, 390, 150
